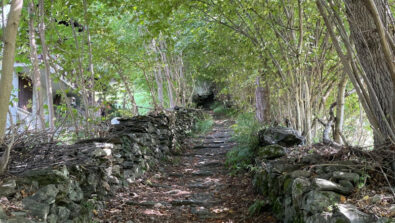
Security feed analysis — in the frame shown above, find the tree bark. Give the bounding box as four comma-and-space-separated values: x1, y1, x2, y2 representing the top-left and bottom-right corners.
334, 73, 348, 143
38, 0, 55, 131
344, 0, 395, 146
83, 0, 95, 106
28, 1, 45, 130
154, 68, 164, 108
0, 0, 23, 141
158, 39, 175, 108
303, 77, 312, 144
317, 0, 383, 142
255, 76, 270, 123
0, 0, 23, 174
151, 39, 164, 108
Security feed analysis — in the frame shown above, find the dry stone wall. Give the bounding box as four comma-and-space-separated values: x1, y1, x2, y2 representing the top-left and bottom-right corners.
0, 108, 203, 223
253, 127, 393, 223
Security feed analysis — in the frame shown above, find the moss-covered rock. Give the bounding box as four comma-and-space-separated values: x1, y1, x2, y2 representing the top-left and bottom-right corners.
257, 145, 286, 160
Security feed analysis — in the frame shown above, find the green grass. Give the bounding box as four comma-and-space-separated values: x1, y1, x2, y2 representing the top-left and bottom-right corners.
226, 112, 262, 173
192, 114, 214, 135
248, 199, 268, 216
210, 102, 236, 117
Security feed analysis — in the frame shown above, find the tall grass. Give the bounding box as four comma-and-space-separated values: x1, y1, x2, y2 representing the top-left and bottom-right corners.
193, 114, 214, 135
226, 112, 262, 173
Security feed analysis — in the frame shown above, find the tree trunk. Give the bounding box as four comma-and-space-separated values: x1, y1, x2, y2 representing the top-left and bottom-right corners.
28, 2, 45, 130
83, 0, 95, 107
118, 68, 138, 115
0, 0, 23, 141
151, 39, 164, 109
137, 63, 158, 110
334, 73, 348, 143
158, 40, 175, 108
0, 0, 23, 173
303, 77, 312, 144
38, 0, 55, 131
255, 76, 270, 123
178, 55, 187, 106
344, 0, 395, 146
69, 8, 92, 135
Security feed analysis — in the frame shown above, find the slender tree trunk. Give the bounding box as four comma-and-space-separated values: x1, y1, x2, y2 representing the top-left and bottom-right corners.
255, 77, 264, 122
136, 63, 158, 110
255, 76, 270, 123
117, 67, 138, 115
38, 0, 55, 131
344, 0, 395, 145
151, 40, 164, 109
165, 70, 175, 108
303, 77, 312, 144
0, 0, 23, 141
178, 55, 187, 106
334, 73, 348, 143
69, 7, 92, 136
28, 2, 45, 130
295, 87, 302, 132
83, 0, 95, 106
0, 0, 23, 173
154, 67, 164, 108
158, 39, 175, 108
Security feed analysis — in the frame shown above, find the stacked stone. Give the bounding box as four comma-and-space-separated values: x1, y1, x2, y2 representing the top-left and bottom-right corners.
0, 108, 202, 223
252, 126, 391, 223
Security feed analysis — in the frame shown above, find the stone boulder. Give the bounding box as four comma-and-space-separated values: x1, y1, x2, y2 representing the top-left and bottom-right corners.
0, 179, 17, 197
334, 204, 376, 223
22, 184, 59, 221
258, 126, 305, 147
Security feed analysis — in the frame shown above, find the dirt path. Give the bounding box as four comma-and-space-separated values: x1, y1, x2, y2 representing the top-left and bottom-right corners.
100, 117, 276, 223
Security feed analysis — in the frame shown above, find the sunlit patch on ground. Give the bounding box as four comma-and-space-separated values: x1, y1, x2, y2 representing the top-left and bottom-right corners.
141, 209, 166, 216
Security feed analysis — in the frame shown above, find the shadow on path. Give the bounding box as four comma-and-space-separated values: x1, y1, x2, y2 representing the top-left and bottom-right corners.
100, 116, 276, 223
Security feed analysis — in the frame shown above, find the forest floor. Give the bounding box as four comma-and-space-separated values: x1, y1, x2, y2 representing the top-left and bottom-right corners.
99, 116, 276, 223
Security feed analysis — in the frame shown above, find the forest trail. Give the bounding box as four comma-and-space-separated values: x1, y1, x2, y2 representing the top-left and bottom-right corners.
100, 115, 276, 223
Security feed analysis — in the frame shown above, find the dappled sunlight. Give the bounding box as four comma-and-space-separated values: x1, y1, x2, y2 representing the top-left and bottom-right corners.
165, 189, 191, 196
141, 209, 167, 216
212, 207, 230, 213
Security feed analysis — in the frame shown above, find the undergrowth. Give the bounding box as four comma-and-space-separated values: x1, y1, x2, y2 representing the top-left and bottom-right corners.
226, 112, 262, 174
210, 102, 236, 117
248, 199, 268, 216
192, 113, 214, 135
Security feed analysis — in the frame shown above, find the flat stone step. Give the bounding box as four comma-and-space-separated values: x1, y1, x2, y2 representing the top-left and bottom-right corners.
212, 128, 231, 132
203, 135, 232, 139
168, 172, 184, 177
188, 183, 211, 189
194, 144, 232, 149
192, 170, 214, 177
148, 183, 172, 189
193, 140, 226, 144
197, 160, 222, 167
126, 201, 167, 207
170, 199, 219, 206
